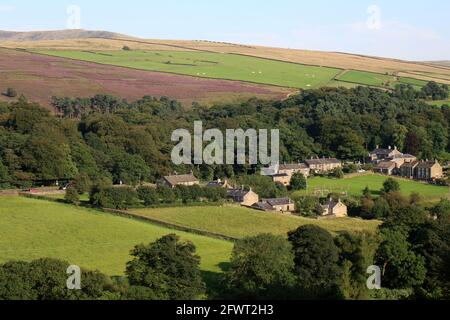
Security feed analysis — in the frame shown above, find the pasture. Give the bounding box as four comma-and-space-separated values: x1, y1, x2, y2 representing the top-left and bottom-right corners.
35, 50, 342, 89
0, 197, 233, 276
336, 70, 428, 90
130, 205, 380, 239
292, 174, 448, 201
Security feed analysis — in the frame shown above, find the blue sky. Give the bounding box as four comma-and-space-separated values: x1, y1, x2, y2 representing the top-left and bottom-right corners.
0, 0, 449, 60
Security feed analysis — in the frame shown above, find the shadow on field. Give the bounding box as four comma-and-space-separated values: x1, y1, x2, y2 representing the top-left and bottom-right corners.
201, 263, 231, 298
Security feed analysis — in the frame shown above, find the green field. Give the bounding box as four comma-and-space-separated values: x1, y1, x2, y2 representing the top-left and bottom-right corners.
293, 174, 448, 201
131, 205, 380, 239
426, 99, 450, 107
336, 70, 428, 90
35, 50, 341, 89
0, 197, 232, 276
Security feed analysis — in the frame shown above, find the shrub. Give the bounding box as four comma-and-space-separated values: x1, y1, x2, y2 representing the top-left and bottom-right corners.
65, 185, 80, 204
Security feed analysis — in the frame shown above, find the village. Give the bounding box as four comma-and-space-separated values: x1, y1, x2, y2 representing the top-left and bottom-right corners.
158, 146, 445, 219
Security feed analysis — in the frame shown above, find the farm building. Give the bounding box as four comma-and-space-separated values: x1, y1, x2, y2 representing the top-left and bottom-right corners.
271, 173, 291, 186
227, 188, 259, 207
369, 146, 403, 162
253, 198, 295, 213
374, 161, 397, 175
162, 173, 199, 188
321, 198, 348, 218
305, 158, 342, 174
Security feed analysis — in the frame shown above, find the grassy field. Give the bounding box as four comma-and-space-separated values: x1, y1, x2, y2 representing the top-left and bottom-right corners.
426, 99, 450, 107
130, 205, 380, 239
336, 70, 428, 90
0, 48, 291, 109
35, 50, 341, 89
293, 174, 448, 201
0, 197, 232, 276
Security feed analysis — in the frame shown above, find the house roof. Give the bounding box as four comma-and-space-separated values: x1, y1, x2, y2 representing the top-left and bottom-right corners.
417, 160, 441, 169
322, 199, 345, 210
227, 188, 253, 198
163, 174, 198, 185
272, 173, 290, 178
375, 161, 396, 169
279, 163, 309, 171
253, 202, 274, 211
305, 158, 341, 166
370, 147, 402, 155
264, 198, 293, 206
400, 161, 419, 168
392, 153, 416, 160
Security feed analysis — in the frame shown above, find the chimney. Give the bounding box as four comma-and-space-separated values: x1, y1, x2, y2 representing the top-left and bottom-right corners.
388, 146, 391, 150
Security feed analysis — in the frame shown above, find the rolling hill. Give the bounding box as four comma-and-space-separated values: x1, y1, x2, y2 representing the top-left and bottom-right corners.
1, 29, 449, 109
0, 29, 133, 41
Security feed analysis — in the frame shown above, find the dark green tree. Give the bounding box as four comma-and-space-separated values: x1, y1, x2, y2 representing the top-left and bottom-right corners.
288, 225, 343, 299
290, 172, 307, 191
223, 234, 296, 299
126, 234, 205, 300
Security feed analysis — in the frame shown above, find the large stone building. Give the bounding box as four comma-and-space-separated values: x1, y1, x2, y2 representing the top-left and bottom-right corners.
162, 173, 199, 188
305, 158, 342, 174
253, 198, 296, 213
369, 146, 403, 162
227, 188, 259, 207
269, 163, 311, 187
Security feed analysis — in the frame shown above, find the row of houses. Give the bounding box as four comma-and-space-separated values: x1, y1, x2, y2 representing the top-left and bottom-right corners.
271, 158, 342, 187
370, 146, 443, 180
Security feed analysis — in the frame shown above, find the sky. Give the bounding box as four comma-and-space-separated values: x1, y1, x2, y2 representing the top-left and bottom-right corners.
0, 0, 449, 61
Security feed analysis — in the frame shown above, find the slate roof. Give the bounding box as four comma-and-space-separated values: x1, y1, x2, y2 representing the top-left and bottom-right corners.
264, 198, 294, 206
163, 174, 198, 185
279, 163, 309, 170
305, 158, 341, 166
375, 161, 396, 169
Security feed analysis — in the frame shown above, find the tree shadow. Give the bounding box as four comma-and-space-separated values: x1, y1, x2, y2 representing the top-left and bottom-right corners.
201, 263, 230, 299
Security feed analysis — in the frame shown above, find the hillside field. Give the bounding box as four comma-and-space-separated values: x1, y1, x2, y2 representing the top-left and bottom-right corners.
293, 174, 448, 201
34, 50, 342, 89
0, 48, 291, 108
0, 197, 233, 276
336, 70, 428, 90
130, 205, 380, 239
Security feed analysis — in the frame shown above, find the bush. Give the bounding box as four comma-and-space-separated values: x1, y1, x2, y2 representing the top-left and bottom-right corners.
137, 186, 159, 206
90, 186, 138, 210
290, 172, 307, 191
383, 178, 400, 194
122, 46, 131, 51
65, 185, 80, 204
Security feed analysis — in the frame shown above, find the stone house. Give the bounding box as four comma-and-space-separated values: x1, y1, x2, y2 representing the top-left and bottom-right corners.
399, 161, 419, 179
271, 173, 291, 186
374, 161, 397, 175
162, 173, 199, 189
227, 188, 259, 206
305, 158, 342, 174
416, 160, 443, 180
278, 163, 311, 178
369, 146, 403, 163
253, 198, 295, 213
321, 198, 348, 218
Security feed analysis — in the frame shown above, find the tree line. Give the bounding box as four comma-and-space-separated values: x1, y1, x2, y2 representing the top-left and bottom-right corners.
1, 84, 450, 190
